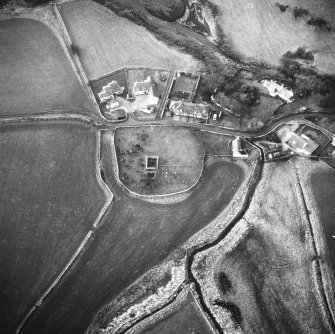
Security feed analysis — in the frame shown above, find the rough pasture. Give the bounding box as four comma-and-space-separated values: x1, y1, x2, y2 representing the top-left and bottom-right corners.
211, 0, 335, 73
212, 162, 329, 333
0, 19, 93, 116
59, 0, 196, 80
310, 169, 335, 274
22, 131, 244, 334
0, 122, 106, 333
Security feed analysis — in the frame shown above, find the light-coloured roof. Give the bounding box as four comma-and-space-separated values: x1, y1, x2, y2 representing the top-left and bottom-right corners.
287, 132, 318, 155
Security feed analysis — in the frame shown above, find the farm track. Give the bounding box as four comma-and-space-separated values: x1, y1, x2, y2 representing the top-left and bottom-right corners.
156, 70, 176, 120
4, 110, 334, 334
3, 4, 334, 332
15, 129, 115, 334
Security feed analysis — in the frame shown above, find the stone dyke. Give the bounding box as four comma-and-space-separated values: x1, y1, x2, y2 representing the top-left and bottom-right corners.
191, 219, 251, 334
107, 127, 207, 204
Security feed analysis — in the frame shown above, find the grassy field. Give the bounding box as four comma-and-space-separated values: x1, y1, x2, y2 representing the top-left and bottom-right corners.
212, 0, 335, 73
251, 95, 283, 121
212, 162, 329, 333
192, 130, 232, 155
310, 169, 335, 274
22, 131, 244, 334
0, 122, 106, 333
115, 126, 204, 194
141, 0, 185, 22
59, 0, 195, 80
0, 19, 93, 117
134, 290, 214, 334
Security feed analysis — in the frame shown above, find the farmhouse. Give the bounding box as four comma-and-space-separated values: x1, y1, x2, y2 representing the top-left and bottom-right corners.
98, 81, 124, 103
134, 76, 152, 96
262, 79, 294, 103
169, 100, 209, 120
286, 132, 319, 156
231, 137, 248, 158
106, 99, 119, 109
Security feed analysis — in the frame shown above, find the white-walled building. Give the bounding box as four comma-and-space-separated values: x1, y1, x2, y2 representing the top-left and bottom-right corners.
262, 79, 294, 103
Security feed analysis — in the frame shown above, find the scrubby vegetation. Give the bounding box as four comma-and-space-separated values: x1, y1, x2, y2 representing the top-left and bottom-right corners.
292, 7, 310, 19
307, 17, 331, 31
280, 47, 335, 101
142, 0, 185, 22
275, 3, 289, 12
284, 47, 314, 61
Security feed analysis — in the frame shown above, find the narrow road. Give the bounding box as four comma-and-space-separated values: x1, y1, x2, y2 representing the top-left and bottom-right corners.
156, 70, 176, 120
1, 110, 333, 140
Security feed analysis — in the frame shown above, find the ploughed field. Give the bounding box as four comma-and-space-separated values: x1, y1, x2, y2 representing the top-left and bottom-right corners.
310, 169, 335, 274
211, 0, 335, 73
0, 122, 106, 333
59, 0, 194, 80
133, 290, 214, 334
22, 130, 244, 334
0, 19, 93, 116
212, 162, 329, 333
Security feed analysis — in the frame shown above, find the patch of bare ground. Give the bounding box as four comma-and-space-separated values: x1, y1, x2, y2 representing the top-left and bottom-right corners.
192, 161, 331, 333
211, 0, 335, 73
59, 0, 198, 80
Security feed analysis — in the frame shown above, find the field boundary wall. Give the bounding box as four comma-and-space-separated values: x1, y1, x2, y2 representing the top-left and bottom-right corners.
109, 127, 205, 204
16, 130, 114, 334
53, 4, 106, 120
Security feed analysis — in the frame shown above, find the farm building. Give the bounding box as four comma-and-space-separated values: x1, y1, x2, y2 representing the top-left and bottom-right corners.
98, 81, 124, 103
231, 137, 248, 158
169, 100, 209, 119
262, 79, 294, 103
286, 132, 318, 156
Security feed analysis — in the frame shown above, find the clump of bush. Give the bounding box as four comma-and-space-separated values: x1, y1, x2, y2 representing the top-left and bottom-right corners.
213, 299, 242, 328
284, 47, 314, 61
275, 3, 289, 12
307, 17, 331, 31
216, 271, 232, 294
292, 7, 309, 19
